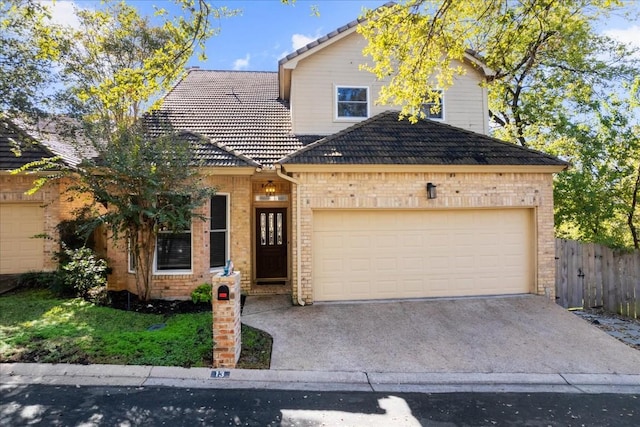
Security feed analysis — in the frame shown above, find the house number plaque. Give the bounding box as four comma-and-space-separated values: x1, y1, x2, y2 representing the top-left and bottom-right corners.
210, 370, 230, 378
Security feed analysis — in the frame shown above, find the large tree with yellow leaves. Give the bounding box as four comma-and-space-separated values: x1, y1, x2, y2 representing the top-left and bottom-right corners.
359, 0, 640, 248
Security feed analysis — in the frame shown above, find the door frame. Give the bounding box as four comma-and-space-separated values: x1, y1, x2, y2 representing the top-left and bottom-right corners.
251, 178, 292, 290
254, 206, 289, 283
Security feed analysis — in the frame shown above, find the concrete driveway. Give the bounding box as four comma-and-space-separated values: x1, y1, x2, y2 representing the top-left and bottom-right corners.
241, 295, 640, 374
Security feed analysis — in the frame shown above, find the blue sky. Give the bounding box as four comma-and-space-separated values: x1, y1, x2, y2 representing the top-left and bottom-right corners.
47, 0, 639, 72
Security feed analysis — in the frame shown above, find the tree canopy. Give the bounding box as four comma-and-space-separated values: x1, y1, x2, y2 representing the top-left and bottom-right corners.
3, 0, 236, 299
359, 0, 640, 248
0, 0, 64, 120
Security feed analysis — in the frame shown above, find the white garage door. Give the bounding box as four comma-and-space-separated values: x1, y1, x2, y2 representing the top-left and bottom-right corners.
0, 203, 45, 274
313, 209, 534, 301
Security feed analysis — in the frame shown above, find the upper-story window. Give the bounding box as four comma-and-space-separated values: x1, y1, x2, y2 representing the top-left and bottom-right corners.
336, 86, 369, 119
421, 90, 444, 120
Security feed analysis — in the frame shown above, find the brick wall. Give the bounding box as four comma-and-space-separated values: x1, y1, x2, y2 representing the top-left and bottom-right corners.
106, 175, 254, 299
211, 272, 242, 368
290, 171, 557, 304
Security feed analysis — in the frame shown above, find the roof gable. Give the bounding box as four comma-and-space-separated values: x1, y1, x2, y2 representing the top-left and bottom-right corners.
152, 70, 324, 168
277, 2, 493, 100
278, 111, 568, 168
173, 129, 261, 168
0, 119, 68, 170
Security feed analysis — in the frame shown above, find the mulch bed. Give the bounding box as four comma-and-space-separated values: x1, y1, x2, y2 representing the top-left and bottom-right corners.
107, 290, 211, 315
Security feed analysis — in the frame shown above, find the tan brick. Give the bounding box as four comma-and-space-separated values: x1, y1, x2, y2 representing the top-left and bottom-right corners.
291, 171, 557, 304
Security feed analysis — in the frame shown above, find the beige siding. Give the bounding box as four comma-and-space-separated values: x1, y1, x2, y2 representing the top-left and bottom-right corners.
290, 32, 488, 135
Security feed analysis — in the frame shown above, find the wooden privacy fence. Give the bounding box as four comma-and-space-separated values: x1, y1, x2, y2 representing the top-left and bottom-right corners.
555, 239, 640, 318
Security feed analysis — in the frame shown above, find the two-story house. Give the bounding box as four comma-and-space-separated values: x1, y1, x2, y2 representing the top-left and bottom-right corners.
100, 14, 567, 304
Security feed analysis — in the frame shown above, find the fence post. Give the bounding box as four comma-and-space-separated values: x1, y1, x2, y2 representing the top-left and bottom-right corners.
603, 247, 616, 313
571, 240, 584, 308
555, 239, 568, 307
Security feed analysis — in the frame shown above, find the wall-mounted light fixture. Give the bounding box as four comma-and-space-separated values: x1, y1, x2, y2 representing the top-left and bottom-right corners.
264, 180, 276, 196
426, 182, 437, 199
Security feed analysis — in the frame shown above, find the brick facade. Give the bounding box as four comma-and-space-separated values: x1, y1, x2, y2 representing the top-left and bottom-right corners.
4, 169, 559, 304
289, 170, 557, 304
106, 175, 255, 299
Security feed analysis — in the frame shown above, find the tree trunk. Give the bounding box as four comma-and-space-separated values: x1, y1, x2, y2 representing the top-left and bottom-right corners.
628, 163, 640, 249
132, 224, 156, 301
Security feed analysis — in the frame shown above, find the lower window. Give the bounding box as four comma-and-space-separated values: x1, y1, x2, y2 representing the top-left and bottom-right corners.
156, 232, 191, 271
210, 194, 229, 269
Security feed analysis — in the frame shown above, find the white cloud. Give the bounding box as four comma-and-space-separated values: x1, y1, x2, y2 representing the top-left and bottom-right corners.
604, 25, 640, 51
291, 33, 317, 50
278, 30, 324, 60
40, 0, 82, 29
232, 54, 251, 70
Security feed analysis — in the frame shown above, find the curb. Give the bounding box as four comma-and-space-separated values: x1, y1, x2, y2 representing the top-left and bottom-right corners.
2, 363, 640, 394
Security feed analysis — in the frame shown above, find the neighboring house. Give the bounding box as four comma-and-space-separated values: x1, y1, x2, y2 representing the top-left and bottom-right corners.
0, 119, 83, 276
103, 13, 567, 303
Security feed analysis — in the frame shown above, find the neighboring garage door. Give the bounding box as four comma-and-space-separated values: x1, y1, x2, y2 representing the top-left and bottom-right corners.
0, 203, 45, 274
313, 209, 534, 301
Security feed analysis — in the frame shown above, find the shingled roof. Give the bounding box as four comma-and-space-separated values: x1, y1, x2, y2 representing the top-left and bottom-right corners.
172, 130, 260, 168
155, 70, 322, 168
278, 111, 568, 167
0, 119, 74, 170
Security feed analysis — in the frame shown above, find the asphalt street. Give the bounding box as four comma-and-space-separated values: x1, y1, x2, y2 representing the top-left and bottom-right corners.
1, 384, 638, 426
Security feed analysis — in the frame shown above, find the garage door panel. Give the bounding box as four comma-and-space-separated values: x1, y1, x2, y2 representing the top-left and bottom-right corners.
313, 209, 533, 301
400, 257, 423, 271
0, 204, 45, 274
404, 279, 424, 295
350, 258, 371, 272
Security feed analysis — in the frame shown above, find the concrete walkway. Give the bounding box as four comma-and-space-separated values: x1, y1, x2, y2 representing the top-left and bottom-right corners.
241, 295, 640, 375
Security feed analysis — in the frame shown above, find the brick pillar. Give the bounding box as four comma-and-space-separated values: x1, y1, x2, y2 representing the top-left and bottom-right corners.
211, 272, 241, 368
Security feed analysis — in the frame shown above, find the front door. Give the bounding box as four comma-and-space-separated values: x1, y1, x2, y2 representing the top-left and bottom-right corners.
255, 208, 287, 281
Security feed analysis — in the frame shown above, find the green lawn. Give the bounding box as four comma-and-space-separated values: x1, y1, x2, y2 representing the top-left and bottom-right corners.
0, 289, 268, 368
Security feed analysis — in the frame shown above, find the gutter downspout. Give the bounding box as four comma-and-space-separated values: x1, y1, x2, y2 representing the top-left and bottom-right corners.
276, 164, 305, 306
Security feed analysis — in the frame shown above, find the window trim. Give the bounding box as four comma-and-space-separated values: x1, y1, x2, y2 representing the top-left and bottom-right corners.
127, 240, 135, 274
127, 231, 194, 275
422, 89, 445, 121
155, 228, 193, 274
209, 193, 230, 272
127, 196, 194, 275
335, 85, 370, 121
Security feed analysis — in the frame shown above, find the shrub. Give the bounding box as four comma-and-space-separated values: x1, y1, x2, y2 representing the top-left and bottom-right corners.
191, 283, 212, 304
61, 246, 107, 299
17, 271, 65, 291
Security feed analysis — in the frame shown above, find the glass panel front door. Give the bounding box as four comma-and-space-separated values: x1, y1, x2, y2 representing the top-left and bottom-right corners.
255, 208, 287, 281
